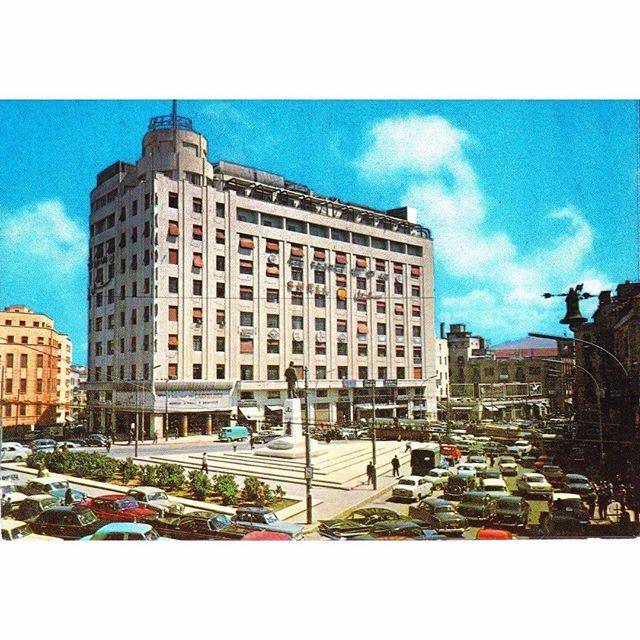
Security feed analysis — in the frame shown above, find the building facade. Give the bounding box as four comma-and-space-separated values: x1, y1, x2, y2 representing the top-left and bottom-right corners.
435, 337, 449, 402
0, 305, 72, 432
86, 108, 437, 437
70, 365, 88, 422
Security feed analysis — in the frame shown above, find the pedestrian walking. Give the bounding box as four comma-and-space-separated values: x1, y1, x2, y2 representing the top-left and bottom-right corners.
128, 426, 134, 445
597, 484, 610, 520
152, 431, 158, 445
233, 444, 238, 454
366, 461, 375, 485
250, 437, 255, 450
391, 455, 400, 477
106, 437, 112, 454
586, 493, 596, 519
201, 452, 209, 474
405, 441, 412, 454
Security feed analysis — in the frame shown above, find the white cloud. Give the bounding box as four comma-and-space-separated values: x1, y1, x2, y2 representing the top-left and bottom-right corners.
357, 114, 612, 340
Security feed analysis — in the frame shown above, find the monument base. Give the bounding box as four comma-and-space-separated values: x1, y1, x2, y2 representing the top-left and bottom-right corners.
254, 396, 327, 459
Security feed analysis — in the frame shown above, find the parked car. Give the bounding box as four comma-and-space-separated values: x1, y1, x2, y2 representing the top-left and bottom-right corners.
540, 493, 590, 536
1, 519, 62, 541
497, 456, 518, 476
392, 476, 433, 502
49, 488, 89, 505
23, 477, 75, 497
82, 522, 161, 540
480, 478, 510, 499
440, 444, 462, 464
243, 530, 292, 540
516, 473, 553, 499
232, 506, 304, 539
144, 512, 248, 540
541, 465, 565, 489
54, 441, 92, 452
0, 480, 28, 506
534, 454, 552, 471
514, 440, 533, 454
13, 494, 62, 522
505, 446, 522, 461
30, 438, 58, 452
423, 468, 452, 489
30, 506, 106, 540
1, 443, 33, 462
478, 468, 503, 481
408, 498, 468, 537
457, 491, 496, 521
520, 455, 538, 469
562, 474, 595, 500
319, 508, 402, 540
475, 527, 513, 540
88, 494, 157, 522
351, 520, 447, 540
465, 455, 488, 471
85, 434, 109, 447
126, 487, 185, 515
443, 474, 476, 500
455, 464, 478, 478
491, 496, 530, 530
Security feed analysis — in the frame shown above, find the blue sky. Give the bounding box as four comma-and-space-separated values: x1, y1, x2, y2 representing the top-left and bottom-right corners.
0, 100, 637, 364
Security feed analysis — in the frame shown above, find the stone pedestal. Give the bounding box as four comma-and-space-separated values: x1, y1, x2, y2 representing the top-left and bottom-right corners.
255, 398, 326, 459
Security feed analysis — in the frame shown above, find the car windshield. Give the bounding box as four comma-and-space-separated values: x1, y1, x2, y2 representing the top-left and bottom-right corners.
77, 510, 99, 526
463, 495, 485, 504
398, 479, 417, 486
435, 505, 455, 513
497, 500, 520, 511
500, 457, 516, 463
527, 476, 545, 483
144, 530, 160, 540
557, 499, 582, 509
263, 513, 278, 524
12, 524, 32, 539
469, 457, 484, 463
148, 492, 168, 501
115, 499, 139, 510
49, 481, 68, 490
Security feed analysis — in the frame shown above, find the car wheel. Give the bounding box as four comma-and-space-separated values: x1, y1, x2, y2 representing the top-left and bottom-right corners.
14, 456, 23, 462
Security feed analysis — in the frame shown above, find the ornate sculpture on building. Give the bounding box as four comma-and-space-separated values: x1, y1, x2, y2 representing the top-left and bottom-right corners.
543, 283, 594, 330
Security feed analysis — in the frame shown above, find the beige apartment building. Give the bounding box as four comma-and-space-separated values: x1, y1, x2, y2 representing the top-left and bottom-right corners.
86, 107, 437, 437
0, 305, 72, 432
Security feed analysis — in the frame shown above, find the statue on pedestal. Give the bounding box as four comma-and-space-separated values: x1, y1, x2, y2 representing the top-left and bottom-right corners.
284, 361, 298, 399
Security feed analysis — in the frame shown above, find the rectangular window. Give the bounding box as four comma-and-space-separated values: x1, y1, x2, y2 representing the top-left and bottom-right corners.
240, 365, 254, 381
193, 307, 203, 323
356, 256, 367, 268
169, 249, 178, 265
168, 335, 179, 350
193, 253, 203, 268
291, 267, 303, 282
216, 364, 225, 379
216, 229, 225, 244
315, 294, 326, 308
412, 325, 422, 337
267, 289, 279, 303
216, 203, 225, 218
267, 339, 280, 354
315, 317, 326, 331
291, 291, 303, 306
337, 365, 348, 379
292, 316, 304, 330
413, 367, 423, 379
358, 343, 368, 356
267, 365, 280, 381
266, 239, 279, 253
358, 366, 368, 380
240, 285, 253, 300
216, 336, 225, 352
20, 354, 28, 368
292, 341, 304, 355
240, 338, 254, 354
356, 300, 367, 312
335, 252, 347, 265
378, 367, 387, 379
216, 309, 225, 325
267, 314, 280, 328
239, 260, 253, 275
337, 319, 347, 332
36, 354, 44, 367
412, 304, 421, 317
216, 282, 225, 298
20, 378, 27, 393
239, 235, 255, 250
314, 248, 326, 261
411, 265, 421, 278
397, 367, 406, 379
168, 192, 179, 208
240, 312, 254, 327
396, 345, 405, 358
356, 277, 367, 290
337, 342, 348, 356
314, 270, 326, 284
193, 280, 203, 296
291, 244, 304, 258
316, 366, 327, 380
193, 224, 203, 240
193, 197, 203, 213
168, 363, 178, 380
266, 265, 280, 278
216, 256, 225, 271
377, 344, 387, 357
168, 221, 180, 237
169, 277, 179, 293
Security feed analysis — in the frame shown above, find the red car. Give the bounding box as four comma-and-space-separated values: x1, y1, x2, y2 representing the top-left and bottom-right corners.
243, 531, 291, 540
475, 528, 513, 540
88, 494, 156, 522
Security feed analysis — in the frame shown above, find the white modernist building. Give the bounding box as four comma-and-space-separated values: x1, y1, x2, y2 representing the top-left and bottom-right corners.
86, 106, 437, 437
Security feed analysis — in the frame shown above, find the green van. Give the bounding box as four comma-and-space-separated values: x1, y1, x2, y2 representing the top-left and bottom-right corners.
219, 426, 250, 442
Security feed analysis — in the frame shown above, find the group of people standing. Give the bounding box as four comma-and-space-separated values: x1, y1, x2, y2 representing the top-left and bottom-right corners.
593, 479, 637, 522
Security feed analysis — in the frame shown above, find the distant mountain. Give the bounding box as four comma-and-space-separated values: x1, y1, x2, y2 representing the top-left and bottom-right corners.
491, 336, 558, 358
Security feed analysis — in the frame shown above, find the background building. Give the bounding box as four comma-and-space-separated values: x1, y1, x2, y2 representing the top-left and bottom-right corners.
86, 105, 437, 437
0, 305, 72, 435
70, 365, 88, 422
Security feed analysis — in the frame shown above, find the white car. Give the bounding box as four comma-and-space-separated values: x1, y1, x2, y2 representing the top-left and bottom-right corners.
514, 440, 532, 454
1, 519, 62, 541
1, 443, 32, 462
465, 455, 488, 471
423, 468, 452, 489
480, 478, 510, 498
55, 441, 92, 452
475, 436, 491, 444
23, 476, 71, 495
455, 464, 477, 478
126, 486, 185, 515
392, 476, 433, 501
516, 473, 553, 499
497, 456, 518, 476
0, 480, 28, 505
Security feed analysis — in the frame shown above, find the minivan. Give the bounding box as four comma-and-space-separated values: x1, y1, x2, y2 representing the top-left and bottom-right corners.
218, 426, 250, 442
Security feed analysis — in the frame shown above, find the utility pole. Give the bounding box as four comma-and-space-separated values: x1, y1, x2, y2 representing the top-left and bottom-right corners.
303, 366, 313, 524
134, 381, 139, 457
371, 379, 377, 489
164, 381, 169, 442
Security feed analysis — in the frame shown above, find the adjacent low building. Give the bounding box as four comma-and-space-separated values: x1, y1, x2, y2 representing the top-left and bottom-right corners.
86, 105, 437, 437
0, 305, 72, 434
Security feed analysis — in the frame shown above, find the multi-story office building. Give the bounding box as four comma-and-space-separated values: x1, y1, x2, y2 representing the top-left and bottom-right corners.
435, 337, 449, 402
70, 365, 88, 421
0, 305, 72, 433
86, 106, 436, 437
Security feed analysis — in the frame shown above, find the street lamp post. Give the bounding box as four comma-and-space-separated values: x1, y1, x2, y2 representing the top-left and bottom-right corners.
134, 382, 139, 458
303, 366, 312, 525
371, 380, 377, 490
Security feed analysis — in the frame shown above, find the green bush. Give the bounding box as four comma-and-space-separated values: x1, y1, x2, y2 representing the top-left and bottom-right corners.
214, 473, 239, 506
241, 476, 262, 502
120, 458, 140, 484
188, 470, 212, 501
26, 450, 117, 482
156, 463, 185, 491
274, 485, 286, 501
138, 464, 160, 487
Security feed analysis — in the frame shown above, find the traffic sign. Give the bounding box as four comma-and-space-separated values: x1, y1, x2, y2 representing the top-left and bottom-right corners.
304, 466, 314, 480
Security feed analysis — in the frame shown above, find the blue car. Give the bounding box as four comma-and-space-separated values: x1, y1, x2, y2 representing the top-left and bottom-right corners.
49, 487, 88, 504
81, 522, 161, 540
232, 506, 304, 539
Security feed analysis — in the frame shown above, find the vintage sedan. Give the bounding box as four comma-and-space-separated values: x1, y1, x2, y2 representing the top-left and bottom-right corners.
30, 506, 106, 540
319, 508, 402, 540
1, 443, 33, 462
13, 494, 62, 522
85, 434, 109, 448
497, 456, 518, 476
0, 480, 28, 506
491, 496, 530, 530
392, 476, 433, 502
480, 478, 510, 499
88, 494, 157, 522
23, 477, 74, 496
350, 520, 447, 540
563, 475, 595, 499
541, 465, 566, 489
478, 468, 503, 481
1, 519, 62, 541
540, 493, 590, 536
475, 527, 513, 540
457, 491, 496, 522
232, 506, 304, 539
465, 455, 488, 472
126, 487, 185, 515
82, 522, 161, 541
408, 498, 468, 537
423, 468, 453, 489
516, 473, 553, 499
144, 513, 248, 540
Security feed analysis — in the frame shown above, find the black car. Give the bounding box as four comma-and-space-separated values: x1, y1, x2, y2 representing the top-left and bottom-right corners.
562, 475, 595, 500
491, 496, 530, 530
351, 520, 447, 540
408, 498, 468, 537
319, 508, 402, 539
85, 434, 108, 447
457, 491, 496, 522
443, 474, 475, 500
477, 468, 503, 481
144, 513, 248, 540
539, 496, 590, 537
30, 506, 106, 540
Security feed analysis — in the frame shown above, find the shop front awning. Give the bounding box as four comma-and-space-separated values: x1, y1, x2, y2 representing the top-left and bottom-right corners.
265, 404, 283, 412
483, 406, 499, 412
239, 407, 265, 421
452, 406, 474, 411
356, 403, 400, 411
